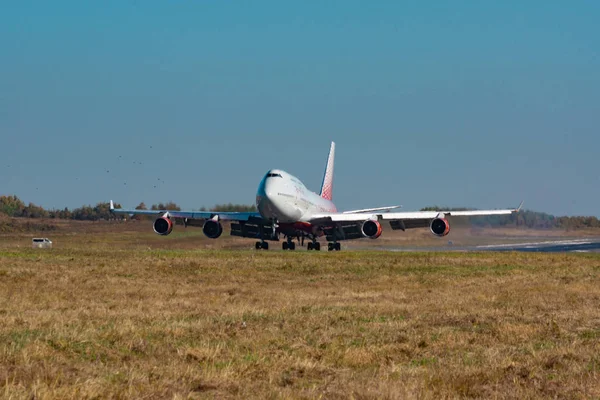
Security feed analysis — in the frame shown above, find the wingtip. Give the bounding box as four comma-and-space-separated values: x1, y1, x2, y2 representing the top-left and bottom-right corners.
109, 200, 114, 211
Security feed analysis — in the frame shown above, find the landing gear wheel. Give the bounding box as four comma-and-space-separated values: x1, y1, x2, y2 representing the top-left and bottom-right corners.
289, 242, 296, 250
282, 242, 288, 250
328, 242, 341, 251
261, 242, 269, 250
307, 242, 314, 251
255, 242, 261, 250
314, 242, 321, 251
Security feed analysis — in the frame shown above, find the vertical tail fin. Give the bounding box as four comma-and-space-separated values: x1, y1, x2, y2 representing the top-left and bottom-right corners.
320, 141, 335, 201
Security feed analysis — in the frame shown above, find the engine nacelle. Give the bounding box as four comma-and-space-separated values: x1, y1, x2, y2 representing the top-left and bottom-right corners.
153, 217, 173, 236
430, 218, 450, 237
361, 219, 382, 239
202, 219, 223, 239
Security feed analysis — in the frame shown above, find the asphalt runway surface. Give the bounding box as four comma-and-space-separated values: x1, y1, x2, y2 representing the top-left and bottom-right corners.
474, 239, 600, 253
388, 238, 600, 253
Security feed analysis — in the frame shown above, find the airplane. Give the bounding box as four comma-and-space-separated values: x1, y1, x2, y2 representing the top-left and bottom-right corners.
110, 142, 522, 251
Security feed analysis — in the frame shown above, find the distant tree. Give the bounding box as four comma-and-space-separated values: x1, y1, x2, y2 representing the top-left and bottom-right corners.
0, 195, 26, 217
132, 202, 150, 220
22, 202, 49, 219
420, 206, 473, 212
210, 203, 256, 212
49, 207, 72, 219
151, 202, 181, 211
71, 205, 94, 221
93, 202, 113, 220
69, 202, 114, 221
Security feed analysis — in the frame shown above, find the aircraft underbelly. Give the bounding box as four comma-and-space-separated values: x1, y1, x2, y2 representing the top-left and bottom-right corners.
257, 196, 302, 223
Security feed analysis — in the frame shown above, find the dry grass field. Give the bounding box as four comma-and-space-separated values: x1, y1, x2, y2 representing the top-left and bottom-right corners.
1, 220, 600, 398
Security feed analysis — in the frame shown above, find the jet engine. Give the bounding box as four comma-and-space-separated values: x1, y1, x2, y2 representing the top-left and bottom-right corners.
153, 217, 173, 236
430, 218, 450, 237
202, 219, 223, 239
361, 219, 382, 239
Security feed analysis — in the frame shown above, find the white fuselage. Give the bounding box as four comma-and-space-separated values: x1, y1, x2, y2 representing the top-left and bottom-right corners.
256, 169, 336, 223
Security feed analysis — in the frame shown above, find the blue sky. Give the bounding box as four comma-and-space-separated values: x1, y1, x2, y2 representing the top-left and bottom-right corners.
1, 1, 598, 216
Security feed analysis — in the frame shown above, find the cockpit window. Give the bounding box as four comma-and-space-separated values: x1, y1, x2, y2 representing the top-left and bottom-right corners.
267, 173, 283, 178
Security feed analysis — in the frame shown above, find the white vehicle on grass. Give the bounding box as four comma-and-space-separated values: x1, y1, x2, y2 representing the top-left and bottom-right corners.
32, 238, 52, 249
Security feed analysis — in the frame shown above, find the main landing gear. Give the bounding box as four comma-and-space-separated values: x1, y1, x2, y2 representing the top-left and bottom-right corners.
328, 242, 341, 251
255, 241, 268, 250
307, 241, 321, 251
282, 240, 296, 251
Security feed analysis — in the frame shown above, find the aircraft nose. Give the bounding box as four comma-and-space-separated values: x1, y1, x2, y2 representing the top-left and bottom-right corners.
264, 179, 276, 197
256, 177, 267, 207
256, 175, 301, 222
256, 176, 279, 215
257, 179, 282, 214
263, 180, 278, 208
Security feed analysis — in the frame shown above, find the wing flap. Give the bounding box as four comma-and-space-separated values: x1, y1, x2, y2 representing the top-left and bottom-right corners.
231, 220, 278, 240
342, 205, 401, 214
322, 222, 363, 241
389, 219, 430, 231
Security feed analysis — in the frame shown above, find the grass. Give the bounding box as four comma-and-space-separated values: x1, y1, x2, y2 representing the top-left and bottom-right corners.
1, 225, 600, 398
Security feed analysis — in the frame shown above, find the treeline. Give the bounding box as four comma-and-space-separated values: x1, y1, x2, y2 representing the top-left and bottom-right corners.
206, 203, 256, 212
0, 195, 256, 221
0, 195, 123, 221
420, 206, 600, 230
1, 195, 598, 229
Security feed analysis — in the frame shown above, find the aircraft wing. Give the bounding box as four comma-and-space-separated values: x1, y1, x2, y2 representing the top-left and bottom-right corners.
308, 202, 522, 241
109, 200, 262, 222
312, 203, 521, 223
342, 205, 401, 214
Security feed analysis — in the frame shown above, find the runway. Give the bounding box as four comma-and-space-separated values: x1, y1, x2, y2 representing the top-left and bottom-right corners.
475, 239, 600, 253
387, 238, 600, 253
